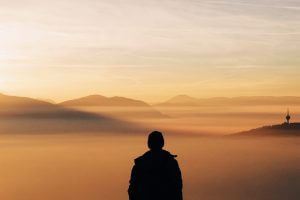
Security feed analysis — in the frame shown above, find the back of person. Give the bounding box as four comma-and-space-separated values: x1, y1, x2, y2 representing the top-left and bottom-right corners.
128, 131, 183, 200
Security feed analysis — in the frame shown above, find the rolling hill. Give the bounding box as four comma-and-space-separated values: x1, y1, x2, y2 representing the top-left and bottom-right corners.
0, 93, 142, 134
0, 93, 54, 108
60, 95, 149, 107
59, 95, 166, 119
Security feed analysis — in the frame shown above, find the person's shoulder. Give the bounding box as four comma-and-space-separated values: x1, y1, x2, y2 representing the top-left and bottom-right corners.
134, 151, 151, 164
133, 150, 179, 164
162, 150, 180, 166
162, 150, 178, 159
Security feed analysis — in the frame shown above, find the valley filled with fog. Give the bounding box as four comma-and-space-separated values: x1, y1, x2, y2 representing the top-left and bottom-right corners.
1, 94, 300, 199
0, 135, 299, 200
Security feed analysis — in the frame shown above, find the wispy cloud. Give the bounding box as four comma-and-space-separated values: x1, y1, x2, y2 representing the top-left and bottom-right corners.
205, 1, 300, 10
1, 0, 300, 100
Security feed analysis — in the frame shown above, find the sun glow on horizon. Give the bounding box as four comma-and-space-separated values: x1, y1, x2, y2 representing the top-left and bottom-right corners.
1, 0, 300, 102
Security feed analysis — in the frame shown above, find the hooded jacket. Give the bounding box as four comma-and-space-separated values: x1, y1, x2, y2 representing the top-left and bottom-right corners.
128, 150, 183, 200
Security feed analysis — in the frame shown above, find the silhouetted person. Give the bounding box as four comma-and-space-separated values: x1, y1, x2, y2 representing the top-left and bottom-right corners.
128, 131, 183, 200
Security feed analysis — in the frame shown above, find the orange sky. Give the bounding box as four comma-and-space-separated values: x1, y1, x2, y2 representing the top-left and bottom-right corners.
1, 0, 300, 102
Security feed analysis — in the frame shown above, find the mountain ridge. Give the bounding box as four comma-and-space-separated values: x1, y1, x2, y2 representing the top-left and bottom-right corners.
0, 93, 54, 108
156, 95, 300, 106
59, 94, 166, 119
0, 93, 143, 134
59, 95, 150, 107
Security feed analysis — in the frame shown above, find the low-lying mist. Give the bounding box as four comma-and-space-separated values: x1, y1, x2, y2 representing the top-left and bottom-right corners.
66, 105, 300, 135
0, 135, 299, 200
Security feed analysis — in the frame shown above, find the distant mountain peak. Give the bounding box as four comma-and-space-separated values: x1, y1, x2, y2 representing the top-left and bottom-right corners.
60, 94, 150, 107
167, 95, 198, 103
85, 94, 106, 98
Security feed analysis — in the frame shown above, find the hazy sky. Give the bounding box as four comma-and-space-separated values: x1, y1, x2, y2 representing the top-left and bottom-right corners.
1, 0, 300, 102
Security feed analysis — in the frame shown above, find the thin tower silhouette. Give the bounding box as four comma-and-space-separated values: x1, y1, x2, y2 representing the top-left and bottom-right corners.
286, 109, 291, 124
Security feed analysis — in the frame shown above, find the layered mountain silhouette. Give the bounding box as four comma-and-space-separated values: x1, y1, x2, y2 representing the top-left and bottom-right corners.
0, 94, 142, 134
60, 95, 166, 119
60, 95, 150, 107
0, 93, 54, 108
0, 93, 99, 119
163, 95, 200, 105
234, 123, 300, 137
157, 95, 300, 107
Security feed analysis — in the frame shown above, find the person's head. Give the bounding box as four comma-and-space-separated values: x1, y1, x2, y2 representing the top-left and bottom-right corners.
148, 131, 164, 151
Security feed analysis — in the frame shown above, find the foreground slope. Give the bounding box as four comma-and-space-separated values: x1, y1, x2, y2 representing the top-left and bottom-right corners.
234, 123, 300, 137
